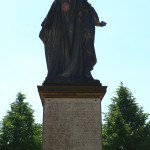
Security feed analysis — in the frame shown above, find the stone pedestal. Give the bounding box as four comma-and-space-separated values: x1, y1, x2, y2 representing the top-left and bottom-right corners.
38, 85, 107, 150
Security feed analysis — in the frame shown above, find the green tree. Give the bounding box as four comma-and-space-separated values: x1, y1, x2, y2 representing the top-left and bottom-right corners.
102, 83, 150, 150
0, 93, 42, 150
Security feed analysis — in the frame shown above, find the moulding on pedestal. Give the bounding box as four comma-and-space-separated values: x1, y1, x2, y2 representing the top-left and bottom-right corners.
37, 85, 107, 106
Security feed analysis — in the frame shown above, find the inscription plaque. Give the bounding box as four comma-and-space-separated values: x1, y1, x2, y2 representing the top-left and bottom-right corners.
43, 98, 102, 150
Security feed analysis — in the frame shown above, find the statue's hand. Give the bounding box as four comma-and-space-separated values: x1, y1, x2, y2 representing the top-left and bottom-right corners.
99, 21, 107, 27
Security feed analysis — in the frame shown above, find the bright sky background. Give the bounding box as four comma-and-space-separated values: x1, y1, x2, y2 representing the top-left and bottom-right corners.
0, 0, 150, 123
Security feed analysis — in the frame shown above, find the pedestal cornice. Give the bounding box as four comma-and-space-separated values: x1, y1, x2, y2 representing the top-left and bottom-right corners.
38, 85, 107, 106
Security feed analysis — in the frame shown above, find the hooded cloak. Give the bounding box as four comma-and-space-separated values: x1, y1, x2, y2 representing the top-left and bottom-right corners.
40, 0, 101, 84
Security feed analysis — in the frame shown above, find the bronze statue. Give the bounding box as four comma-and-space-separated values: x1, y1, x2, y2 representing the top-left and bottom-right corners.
39, 0, 106, 85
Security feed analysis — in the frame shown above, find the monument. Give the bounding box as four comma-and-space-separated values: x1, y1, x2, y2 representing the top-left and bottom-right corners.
38, 0, 107, 149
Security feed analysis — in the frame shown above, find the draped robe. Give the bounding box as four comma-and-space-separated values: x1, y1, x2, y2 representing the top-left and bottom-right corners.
40, 0, 100, 84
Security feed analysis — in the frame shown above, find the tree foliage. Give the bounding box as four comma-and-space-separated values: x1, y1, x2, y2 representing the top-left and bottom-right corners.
0, 93, 42, 150
102, 83, 150, 150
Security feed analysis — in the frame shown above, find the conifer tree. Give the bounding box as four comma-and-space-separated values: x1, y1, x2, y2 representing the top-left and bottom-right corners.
0, 93, 42, 150
102, 83, 150, 150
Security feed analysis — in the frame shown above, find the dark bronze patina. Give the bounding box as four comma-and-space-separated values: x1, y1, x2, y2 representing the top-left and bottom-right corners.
39, 0, 106, 85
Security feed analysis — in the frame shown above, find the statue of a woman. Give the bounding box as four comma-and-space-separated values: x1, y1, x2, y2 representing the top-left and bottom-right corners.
39, 0, 106, 85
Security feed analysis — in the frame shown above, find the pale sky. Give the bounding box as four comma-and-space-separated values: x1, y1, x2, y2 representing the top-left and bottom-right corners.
0, 0, 150, 123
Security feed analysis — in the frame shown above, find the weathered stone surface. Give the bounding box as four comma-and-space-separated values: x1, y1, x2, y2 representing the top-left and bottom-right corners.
42, 98, 102, 150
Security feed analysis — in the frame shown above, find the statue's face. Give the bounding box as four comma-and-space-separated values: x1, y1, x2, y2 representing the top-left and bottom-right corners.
61, 2, 70, 12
